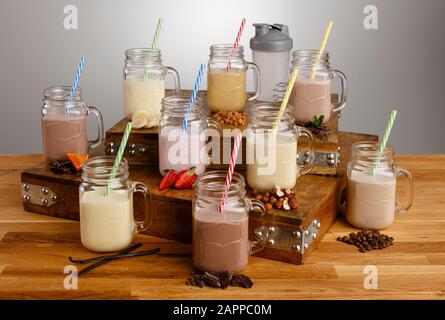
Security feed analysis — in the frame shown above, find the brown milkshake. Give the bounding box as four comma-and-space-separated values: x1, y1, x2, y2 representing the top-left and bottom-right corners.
193, 207, 249, 273
290, 78, 332, 125
42, 113, 88, 162
346, 171, 396, 230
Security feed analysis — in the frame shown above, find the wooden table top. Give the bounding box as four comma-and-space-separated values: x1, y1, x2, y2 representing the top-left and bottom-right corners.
1, 154, 444, 300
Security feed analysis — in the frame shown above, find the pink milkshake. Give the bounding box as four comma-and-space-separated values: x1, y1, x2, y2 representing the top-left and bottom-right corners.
158, 126, 207, 175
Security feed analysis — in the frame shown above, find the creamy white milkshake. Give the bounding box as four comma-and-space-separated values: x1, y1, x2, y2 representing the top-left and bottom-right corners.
80, 187, 135, 252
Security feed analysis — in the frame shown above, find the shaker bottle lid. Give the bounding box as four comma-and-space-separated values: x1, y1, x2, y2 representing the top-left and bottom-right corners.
250, 23, 293, 51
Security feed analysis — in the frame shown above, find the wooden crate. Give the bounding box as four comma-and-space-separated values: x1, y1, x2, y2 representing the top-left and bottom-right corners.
20, 131, 377, 265
105, 94, 341, 175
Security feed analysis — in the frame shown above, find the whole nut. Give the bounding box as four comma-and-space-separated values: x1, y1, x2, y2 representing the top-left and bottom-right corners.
275, 199, 283, 209
261, 196, 269, 203
265, 203, 273, 211
289, 198, 298, 209
269, 196, 277, 204
282, 199, 291, 211
255, 194, 262, 201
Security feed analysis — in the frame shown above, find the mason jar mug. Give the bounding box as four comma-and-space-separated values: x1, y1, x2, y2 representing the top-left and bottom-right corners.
41, 86, 104, 163
192, 171, 269, 273
207, 44, 260, 112
123, 48, 180, 128
290, 50, 347, 125
79, 156, 153, 252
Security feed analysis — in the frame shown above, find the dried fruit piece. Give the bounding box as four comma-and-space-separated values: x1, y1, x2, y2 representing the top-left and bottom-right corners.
159, 169, 178, 191
67, 153, 89, 171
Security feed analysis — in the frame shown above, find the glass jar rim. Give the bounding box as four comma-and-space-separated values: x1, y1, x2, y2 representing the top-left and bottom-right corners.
125, 48, 161, 57
43, 86, 82, 102
195, 170, 246, 198
82, 156, 129, 182
292, 49, 329, 59
161, 95, 203, 117
210, 44, 244, 55
351, 141, 394, 158
248, 102, 294, 128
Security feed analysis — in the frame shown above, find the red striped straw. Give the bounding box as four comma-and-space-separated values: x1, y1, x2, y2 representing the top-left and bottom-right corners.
219, 132, 242, 213
226, 18, 246, 72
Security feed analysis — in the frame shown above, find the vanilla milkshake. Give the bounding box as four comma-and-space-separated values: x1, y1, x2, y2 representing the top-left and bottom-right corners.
247, 135, 297, 191
80, 187, 135, 252
123, 78, 165, 125
346, 171, 396, 230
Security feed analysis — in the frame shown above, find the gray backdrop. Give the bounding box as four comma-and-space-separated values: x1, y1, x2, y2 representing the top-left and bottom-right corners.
1, 0, 444, 154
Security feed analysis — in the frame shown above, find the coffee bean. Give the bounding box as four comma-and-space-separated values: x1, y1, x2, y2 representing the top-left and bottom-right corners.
359, 248, 366, 253
342, 236, 348, 242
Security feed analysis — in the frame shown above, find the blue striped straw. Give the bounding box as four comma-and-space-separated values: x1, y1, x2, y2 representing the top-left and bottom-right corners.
182, 64, 205, 131
65, 55, 85, 115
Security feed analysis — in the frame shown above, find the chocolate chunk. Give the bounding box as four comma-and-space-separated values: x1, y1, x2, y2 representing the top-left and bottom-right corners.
230, 274, 253, 288
203, 272, 222, 288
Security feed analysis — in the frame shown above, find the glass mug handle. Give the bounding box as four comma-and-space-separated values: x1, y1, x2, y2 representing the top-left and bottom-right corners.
85, 106, 104, 149
246, 62, 261, 101
165, 66, 181, 95
245, 198, 269, 254
132, 181, 153, 233
332, 70, 347, 113
295, 126, 315, 175
395, 166, 414, 213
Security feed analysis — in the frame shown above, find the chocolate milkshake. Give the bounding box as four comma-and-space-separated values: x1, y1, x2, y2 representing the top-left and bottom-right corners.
193, 207, 250, 273
290, 78, 332, 125
42, 113, 88, 162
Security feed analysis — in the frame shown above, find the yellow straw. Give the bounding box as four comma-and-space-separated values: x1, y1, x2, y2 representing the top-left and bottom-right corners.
311, 21, 333, 80
272, 68, 299, 140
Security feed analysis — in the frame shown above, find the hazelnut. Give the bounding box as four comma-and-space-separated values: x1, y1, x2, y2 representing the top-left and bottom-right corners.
289, 198, 298, 209
275, 199, 283, 209
255, 194, 262, 201
261, 196, 269, 203
265, 203, 273, 211
282, 199, 291, 211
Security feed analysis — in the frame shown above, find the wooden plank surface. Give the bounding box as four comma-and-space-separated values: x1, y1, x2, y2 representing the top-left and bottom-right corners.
1, 154, 445, 299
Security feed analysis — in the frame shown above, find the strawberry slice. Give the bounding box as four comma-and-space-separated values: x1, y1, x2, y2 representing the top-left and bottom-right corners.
174, 167, 198, 189
159, 169, 178, 191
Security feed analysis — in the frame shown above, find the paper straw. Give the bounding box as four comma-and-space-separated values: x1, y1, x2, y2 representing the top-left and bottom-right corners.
219, 132, 242, 213
65, 55, 85, 115
271, 68, 299, 140
310, 21, 333, 80
144, 18, 163, 79
182, 64, 205, 131
107, 121, 132, 196
371, 110, 398, 176
226, 18, 246, 72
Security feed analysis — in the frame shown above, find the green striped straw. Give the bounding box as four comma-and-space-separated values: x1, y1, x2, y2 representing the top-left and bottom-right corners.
371, 110, 398, 176
107, 121, 132, 196
144, 18, 163, 79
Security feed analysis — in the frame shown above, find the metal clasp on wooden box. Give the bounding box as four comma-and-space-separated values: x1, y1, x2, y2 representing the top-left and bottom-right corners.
260, 218, 321, 254
21, 183, 58, 207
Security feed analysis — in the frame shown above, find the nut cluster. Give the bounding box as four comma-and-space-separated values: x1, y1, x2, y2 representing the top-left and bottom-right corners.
212, 111, 248, 127
337, 230, 394, 252
253, 186, 298, 211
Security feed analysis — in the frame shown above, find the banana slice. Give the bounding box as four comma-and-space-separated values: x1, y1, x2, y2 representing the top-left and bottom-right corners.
131, 111, 149, 129
144, 114, 161, 128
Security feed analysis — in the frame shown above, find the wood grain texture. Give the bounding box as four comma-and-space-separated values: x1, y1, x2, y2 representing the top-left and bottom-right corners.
2, 154, 445, 300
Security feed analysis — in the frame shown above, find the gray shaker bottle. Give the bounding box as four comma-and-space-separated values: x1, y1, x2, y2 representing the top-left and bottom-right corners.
250, 23, 293, 102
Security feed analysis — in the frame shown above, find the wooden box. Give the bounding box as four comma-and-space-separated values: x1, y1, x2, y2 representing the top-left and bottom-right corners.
20, 132, 377, 265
